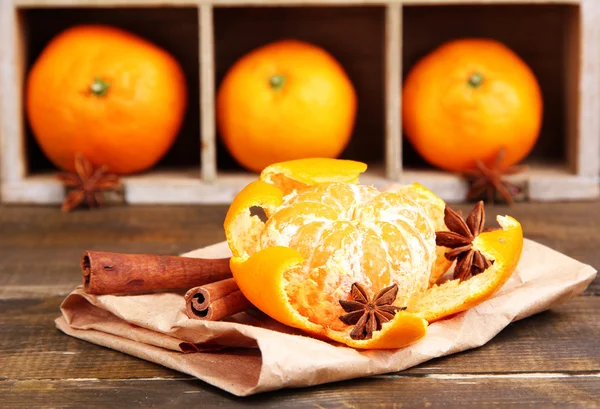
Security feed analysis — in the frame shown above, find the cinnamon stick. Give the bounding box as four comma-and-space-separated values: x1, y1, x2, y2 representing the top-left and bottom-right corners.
82, 251, 232, 295
184, 278, 253, 321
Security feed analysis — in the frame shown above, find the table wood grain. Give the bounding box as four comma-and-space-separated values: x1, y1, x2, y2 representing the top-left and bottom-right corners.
1, 201, 599, 408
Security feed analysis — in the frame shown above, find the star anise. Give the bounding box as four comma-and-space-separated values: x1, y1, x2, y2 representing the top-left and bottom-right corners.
463, 147, 527, 205
56, 153, 121, 212
338, 282, 406, 340
435, 201, 496, 282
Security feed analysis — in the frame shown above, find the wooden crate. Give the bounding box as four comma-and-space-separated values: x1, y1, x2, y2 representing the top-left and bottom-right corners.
1, 0, 599, 204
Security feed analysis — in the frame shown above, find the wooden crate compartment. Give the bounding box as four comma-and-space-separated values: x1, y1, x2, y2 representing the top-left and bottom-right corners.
213, 5, 387, 175
400, 3, 594, 201
1, 3, 202, 203
1, 0, 598, 205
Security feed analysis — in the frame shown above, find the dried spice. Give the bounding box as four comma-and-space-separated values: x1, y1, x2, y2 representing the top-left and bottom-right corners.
463, 147, 527, 205
339, 283, 406, 340
56, 153, 121, 212
436, 201, 496, 281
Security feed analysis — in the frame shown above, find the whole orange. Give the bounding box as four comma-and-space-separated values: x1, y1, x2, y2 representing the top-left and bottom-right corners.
402, 38, 543, 172
216, 40, 357, 173
26, 24, 187, 175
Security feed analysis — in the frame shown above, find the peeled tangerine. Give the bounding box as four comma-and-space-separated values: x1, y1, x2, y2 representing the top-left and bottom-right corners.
225, 158, 523, 349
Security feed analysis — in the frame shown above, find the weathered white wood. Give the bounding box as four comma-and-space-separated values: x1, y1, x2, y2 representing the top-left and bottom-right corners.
401, 0, 579, 4
3, 163, 598, 204
213, 0, 390, 5
576, 0, 600, 177
0, 1, 27, 186
1, 177, 64, 204
14, 0, 200, 7
403, 164, 600, 203
564, 5, 580, 174
529, 175, 600, 201
199, 3, 216, 181
385, 3, 402, 181
13, 0, 581, 6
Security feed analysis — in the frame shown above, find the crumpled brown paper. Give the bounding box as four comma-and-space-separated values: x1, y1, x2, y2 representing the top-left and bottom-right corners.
56, 239, 596, 396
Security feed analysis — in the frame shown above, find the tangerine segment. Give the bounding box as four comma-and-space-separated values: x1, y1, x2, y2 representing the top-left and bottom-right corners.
413, 215, 523, 322
256, 182, 436, 331
224, 180, 283, 259
230, 246, 324, 337
231, 245, 428, 350
260, 158, 367, 195
387, 183, 452, 285
326, 311, 428, 350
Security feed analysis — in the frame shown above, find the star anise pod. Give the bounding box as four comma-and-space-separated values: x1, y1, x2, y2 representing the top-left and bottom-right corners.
435, 201, 496, 282
463, 146, 527, 205
338, 282, 406, 340
56, 153, 121, 212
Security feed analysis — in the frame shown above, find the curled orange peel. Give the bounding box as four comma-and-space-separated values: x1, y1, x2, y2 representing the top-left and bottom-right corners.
225, 159, 524, 349
225, 180, 283, 258
413, 215, 523, 322
260, 157, 367, 195
231, 246, 428, 346
230, 247, 324, 337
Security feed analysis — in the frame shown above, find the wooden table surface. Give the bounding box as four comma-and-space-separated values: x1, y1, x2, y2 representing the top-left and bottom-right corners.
1, 201, 599, 408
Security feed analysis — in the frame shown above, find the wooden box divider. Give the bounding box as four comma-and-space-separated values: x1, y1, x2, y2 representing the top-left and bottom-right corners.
1, 0, 599, 205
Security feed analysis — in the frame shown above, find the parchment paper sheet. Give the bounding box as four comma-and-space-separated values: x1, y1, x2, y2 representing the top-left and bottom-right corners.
56, 239, 597, 396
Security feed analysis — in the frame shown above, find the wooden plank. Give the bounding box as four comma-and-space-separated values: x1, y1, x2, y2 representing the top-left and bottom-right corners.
0, 375, 598, 407
12, 0, 583, 6
14, 0, 201, 7
403, 164, 600, 203
200, 3, 216, 181
3, 166, 599, 204
575, 0, 600, 177
1, 296, 599, 381
0, 201, 599, 296
401, 0, 580, 4
564, 1, 580, 174
0, 297, 185, 380
385, 3, 402, 181
0, 204, 229, 298
0, 1, 27, 186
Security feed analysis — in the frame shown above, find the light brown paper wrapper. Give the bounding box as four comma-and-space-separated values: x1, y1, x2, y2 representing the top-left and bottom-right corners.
56, 239, 596, 396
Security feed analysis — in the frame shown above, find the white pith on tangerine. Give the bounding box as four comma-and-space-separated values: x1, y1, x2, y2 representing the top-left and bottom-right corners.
246, 182, 437, 331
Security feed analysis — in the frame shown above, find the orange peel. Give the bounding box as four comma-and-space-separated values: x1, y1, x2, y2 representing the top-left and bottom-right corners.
413, 215, 523, 322
225, 158, 524, 349
260, 157, 367, 195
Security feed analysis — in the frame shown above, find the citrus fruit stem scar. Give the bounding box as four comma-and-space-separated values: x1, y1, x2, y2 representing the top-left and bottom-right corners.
90, 77, 110, 97
467, 72, 484, 88
269, 74, 286, 91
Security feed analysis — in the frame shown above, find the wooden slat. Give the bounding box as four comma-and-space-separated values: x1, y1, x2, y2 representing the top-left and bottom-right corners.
0, 375, 598, 407
14, 0, 201, 6
0, 0, 27, 186
0, 205, 229, 299
200, 3, 217, 181
12, 0, 583, 6
0, 297, 185, 380
1, 296, 599, 381
401, 0, 580, 4
0, 202, 598, 296
385, 3, 402, 181
575, 0, 600, 177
